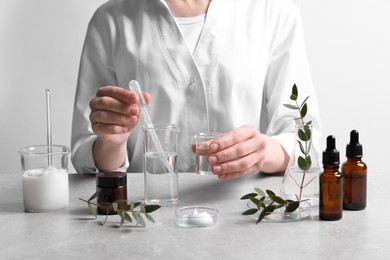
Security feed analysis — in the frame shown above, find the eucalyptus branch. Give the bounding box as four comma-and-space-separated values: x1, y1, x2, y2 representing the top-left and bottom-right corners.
283, 84, 312, 201
240, 84, 313, 224
240, 188, 308, 224
79, 189, 161, 227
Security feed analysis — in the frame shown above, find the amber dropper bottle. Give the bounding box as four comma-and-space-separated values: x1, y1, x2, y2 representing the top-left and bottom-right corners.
342, 130, 367, 210
320, 136, 343, 221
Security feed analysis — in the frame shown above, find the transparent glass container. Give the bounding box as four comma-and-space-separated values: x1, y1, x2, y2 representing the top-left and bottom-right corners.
143, 123, 180, 205
19, 145, 70, 212
280, 124, 321, 208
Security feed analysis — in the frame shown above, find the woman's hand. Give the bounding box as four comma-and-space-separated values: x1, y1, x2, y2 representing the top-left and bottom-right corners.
89, 86, 150, 145
207, 125, 289, 180
88, 86, 150, 171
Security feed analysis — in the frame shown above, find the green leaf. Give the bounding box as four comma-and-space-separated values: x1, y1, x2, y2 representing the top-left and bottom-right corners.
256, 209, 267, 224
269, 195, 285, 204
254, 188, 266, 197
286, 201, 300, 213
266, 189, 276, 197
144, 213, 155, 223
283, 104, 299, 110
88, 203, 97, 219
298, 156, 309, 171
305, 127, 311, 140
125, 204, 132, 211
144, 204, 161, 213
306, 155, 312, 170
300, 96, 310, 108
139, 216, 146, 227
242, 208, 259, 215
88, 188, 101, 202
134, 202, 142, 209
250, 197, 260, 207
298, 140, 305, 155
298, 129, 308, 141
127, 201, 142, 211
301, 103, 308, 118
118, 210, 125, 226
240, 192, 258, 200
125, 212, 133, 223
132, 212, 144, 225
265, 205, 276, 215
255, 198, 266, 208
290, 94, 297, 101
112, 202, 119, 212
133, 213, 145, 226
292, 84, 298, 98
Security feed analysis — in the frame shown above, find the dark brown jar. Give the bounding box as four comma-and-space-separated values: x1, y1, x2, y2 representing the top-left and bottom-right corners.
320, 136, 343, 221
96, 172, 127, 215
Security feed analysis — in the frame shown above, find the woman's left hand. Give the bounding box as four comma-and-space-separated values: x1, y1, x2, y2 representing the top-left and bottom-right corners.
207, 125, 287, 179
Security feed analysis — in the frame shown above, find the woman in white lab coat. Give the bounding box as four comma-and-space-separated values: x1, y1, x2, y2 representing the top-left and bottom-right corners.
71, 0, 322, 179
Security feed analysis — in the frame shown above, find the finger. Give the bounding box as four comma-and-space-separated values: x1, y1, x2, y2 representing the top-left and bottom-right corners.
211, 152, 263, 175
216, 162, 264, 180
96, 86, 136, 104
90, 96, 141, 116
209, 138, 260, 165
209, 125, 257, 153
143, 92, 151, 105
90, 110, 137, 127
92, 122, 128, 136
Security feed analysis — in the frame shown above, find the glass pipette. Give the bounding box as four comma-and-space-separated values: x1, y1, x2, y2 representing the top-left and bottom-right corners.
128, 80, 175, 175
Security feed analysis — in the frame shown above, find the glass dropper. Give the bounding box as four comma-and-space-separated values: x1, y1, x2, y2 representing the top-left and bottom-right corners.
128, 80, 175, 175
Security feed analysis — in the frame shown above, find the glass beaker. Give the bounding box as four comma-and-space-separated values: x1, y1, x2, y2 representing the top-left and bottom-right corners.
194, 132, 222, 175
19, 145, 70, 212
280, 124, 321, 207
143, 123, 180, 205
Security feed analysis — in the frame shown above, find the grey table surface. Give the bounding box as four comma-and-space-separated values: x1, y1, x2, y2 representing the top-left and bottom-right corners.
0, 172, 388, 260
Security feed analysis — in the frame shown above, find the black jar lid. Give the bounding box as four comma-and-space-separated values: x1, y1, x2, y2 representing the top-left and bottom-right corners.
96, 172, 127, 188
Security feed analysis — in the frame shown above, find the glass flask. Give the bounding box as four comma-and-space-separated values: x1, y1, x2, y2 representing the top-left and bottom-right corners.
280, 124, 321, 208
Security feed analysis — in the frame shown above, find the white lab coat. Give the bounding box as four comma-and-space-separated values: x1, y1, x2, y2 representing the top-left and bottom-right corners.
71, 0, 322, 173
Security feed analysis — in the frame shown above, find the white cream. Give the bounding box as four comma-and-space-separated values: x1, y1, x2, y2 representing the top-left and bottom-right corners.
22, 166, 69, 212
184, 208, 214, 226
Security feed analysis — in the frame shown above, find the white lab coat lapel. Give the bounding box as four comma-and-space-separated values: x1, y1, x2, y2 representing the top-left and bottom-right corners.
154, 0, 211, 135
192, 0, 221, 103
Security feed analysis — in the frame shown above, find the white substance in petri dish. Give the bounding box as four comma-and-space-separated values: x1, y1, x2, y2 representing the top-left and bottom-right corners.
184, 208, 214, 226
22, 166, 69, 212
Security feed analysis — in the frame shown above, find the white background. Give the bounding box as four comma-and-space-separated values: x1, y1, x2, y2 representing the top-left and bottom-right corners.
1, 0, 389, 174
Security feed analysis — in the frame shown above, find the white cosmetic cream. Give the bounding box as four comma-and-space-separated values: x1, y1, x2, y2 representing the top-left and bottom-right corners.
185, 208, 214, 226
176, 207, 217, 227
22, 166, 69, 212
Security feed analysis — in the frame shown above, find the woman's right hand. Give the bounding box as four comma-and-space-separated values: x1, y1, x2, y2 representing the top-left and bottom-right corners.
89, 86, 151, 146
89, 86, 151, 171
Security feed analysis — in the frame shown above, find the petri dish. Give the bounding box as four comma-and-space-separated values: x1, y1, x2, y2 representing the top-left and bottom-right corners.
176, 206, 218, 228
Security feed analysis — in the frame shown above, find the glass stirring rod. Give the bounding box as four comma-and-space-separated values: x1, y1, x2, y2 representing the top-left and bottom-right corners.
128, 80, 175, 175
45, 89, 52, 166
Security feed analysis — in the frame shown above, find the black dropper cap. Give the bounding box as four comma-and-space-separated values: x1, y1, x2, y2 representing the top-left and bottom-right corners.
322, 135, 340, 165
346, 130, 363, 157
